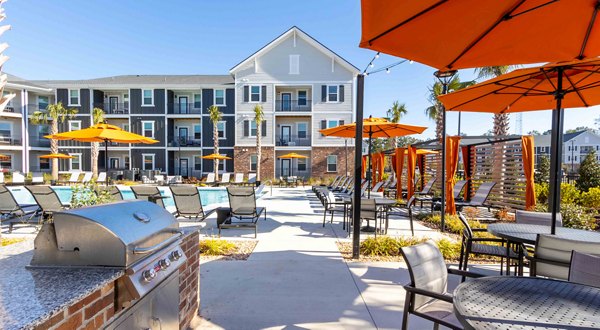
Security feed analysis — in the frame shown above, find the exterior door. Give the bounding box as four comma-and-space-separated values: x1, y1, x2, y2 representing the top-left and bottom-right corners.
178, 127, 188, 145
281, 159, 291, 177
179, 158, 189, 177
109, 96, 119, 113
109, 158, 119, 169
281, 93, 292, 111
281, 126, 291, 145
178, 96, 188, 114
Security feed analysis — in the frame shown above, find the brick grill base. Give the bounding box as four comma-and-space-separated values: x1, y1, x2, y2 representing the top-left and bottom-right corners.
234, 146, 275, 181
179, 230, 200, 329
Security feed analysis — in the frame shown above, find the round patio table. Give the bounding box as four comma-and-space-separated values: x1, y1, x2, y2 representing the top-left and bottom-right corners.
487, 223, 600, 245
453, 276, 600, 330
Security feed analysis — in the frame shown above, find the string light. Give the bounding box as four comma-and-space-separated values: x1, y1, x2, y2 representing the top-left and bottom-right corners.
386, 68, 390, 74
362, 52, 410, 76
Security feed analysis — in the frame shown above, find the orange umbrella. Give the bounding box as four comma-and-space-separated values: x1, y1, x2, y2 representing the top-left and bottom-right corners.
404, 149, 438, 155
439, 58, 600, 233
0, 154, 9, 160
39, 153, 73, 159
360, 0, 600, 71
279, 152, 308, 177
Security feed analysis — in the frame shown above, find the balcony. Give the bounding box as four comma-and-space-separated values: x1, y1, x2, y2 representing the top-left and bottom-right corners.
275, 99, 312, 112
29, 136, 50, 148
0, 135, 21, 145
275, 135, 311, 147
172, 167, 202, 178
27, 104, 48, 115
168, 103, 203, 115
94, 103, 129, 115
168, 136, 202, 147
275, 165, 311, 179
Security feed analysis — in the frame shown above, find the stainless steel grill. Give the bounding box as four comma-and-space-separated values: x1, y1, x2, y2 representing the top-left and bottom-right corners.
30, 200, 188, 329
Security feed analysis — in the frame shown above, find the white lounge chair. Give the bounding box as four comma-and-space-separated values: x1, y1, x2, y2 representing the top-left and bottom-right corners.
97, 172, 107, 184
81, 172, 93, 183
12, 172, 25, 184
247, 173, 256, 186
67, 172, 81, 185
205, 173, 216, 185
31, 172, 44, 184
0, 172, 5, 183
218, 173, 231, 186
233, 173, 244, 185
155, 175, 165, 185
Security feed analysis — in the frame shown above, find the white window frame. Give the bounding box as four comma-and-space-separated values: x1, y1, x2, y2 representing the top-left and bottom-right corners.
296, 122, 308, 139
249, 85, 261, 103
214, 89, 226, 106
3, 91, 13, 107
250, 154, 258, 172
249, 121, 257, 137
218, 159, 226, 171
297, 158, 307, 172
0, 121, 12, 138
109, 157, 120, 169
142, 121, 155, 138
68, 120, 81, 131
194, 156, 202, 171
69, 153, 82, 171
326, 155, 337, 173
289, 54, 300, 74
327, 120, 340, 129
193, 93, 202, 109
217, 121, 226, 140
68, 89, 80, 106
193, 124, 202, 140
297, 90, 308, 106
37, 95, 50, 110
326, 85, 339, 103
142, 154, 155, 171
142, 89, 154, 106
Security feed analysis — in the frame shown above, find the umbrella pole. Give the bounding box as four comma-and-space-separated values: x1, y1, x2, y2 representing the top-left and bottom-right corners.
352, 74, 365, 259
367, 130, 372, 199
549, 67, 565, 235
105, 140, 109, 184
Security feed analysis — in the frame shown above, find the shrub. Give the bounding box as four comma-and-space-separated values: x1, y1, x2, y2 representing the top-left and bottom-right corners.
199, 239, 237, 255
577, 149, 600, 192
70, 182, 113, 208
560, 183, 581, 204
493, 206, 511, 221
580, 187, 600, 209
535, 183, 549, 204
436, 238, 462, 260
560, 203, 597, 230
360, 236, 426, 256
534, 155, 550, 184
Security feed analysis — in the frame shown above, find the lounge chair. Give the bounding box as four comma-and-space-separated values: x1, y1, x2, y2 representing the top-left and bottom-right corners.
218, 173, 231, 186
247, 173, 257, 186
65, 172, 80, 185
105, 186, 123, 201
568, 251, 600, 288
233, 173, 244, 185
400, 240, 484, 330
31, 172, 44, 184
331, 177, 349, 192
528, 234, 600, 280
0, 172, 4, 183
255, 183, 266, 196
414, 177, 437, 207
11, 172, 25, 185
205, 173, 216, 186
432, 180, 468, 211
455, 181, 496, 211
0, 184, 40, 232
97, 172, 107, 184
170, 185, 213, 221
81, 172, 93, 184
154, 175, 165, 185
219, 187, 266, 238
130, 185, 166, 208
327, 175, 342, 189
25, 185, 68, 220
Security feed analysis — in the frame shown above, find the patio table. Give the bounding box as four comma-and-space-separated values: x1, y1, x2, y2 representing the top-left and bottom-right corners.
341, 197, 397, 234
453, 276, 600, 330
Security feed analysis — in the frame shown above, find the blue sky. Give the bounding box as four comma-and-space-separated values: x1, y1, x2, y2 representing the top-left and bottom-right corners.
4, 0, 599, 139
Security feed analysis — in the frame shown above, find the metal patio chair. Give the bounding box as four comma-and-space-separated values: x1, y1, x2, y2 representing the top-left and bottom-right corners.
170, 185, 213, 221
219, 187, 266, 238
25, 185, 67, 221
568, 251, 600, 288
0, 184, 40, 232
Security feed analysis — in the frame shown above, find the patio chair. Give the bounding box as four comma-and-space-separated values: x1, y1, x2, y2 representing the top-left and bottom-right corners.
331, 177, 349, 192
170, 185, 213, 221
387, 195, 417, 236
154, 175, 165, 186
64, 172, 80, 185
383, 179, 397, 198
233, 173, 244, 185
0, 184, 40, 232
414, 177, 437, 207
205, 173, 216, 186
431, 180, 468, 212
11, 172, 25, 185
130, 185, 166, 208
97, 172, 107, 184
322, 190, 347, 228
455, 182, 496, 212
218, 173, 231, 186
31, 172, 44, 184
220, 187, 266, 238
400, 240, 484, 330
247, 173, 257, 186
457, 212, 518, 276
255, 183, 266, 197
105, 185, 123, 201
568, 251, 600, 288
81, 172, 93, 183
515, 210, 562, 227
371, 181, 385, 193
0, 172, 4, 183
327, 175, 342, 189
25, 185, 68, 220
529, 234, 600, 280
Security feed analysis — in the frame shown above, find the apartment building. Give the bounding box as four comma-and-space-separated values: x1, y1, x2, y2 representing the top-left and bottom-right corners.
534, 130, 600, 172
0, 26, 358, 180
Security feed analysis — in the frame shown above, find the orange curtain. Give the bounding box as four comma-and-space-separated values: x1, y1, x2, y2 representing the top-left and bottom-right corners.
417, 154, 425, 192
461, 146, 472, 201
391, 154, 397, 174
371, 154, 377, 185
445, 136, 461, 215
377, 152, 385, 184
362, 155, 367, 179
407, 146, 417, 200
396, 147, 405, 199
522, 136, 536, 209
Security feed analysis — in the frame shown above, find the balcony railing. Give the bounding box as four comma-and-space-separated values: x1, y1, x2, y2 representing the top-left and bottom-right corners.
275, 135, 311, 146
168, 136, 202, 147
275, 99, 312, 112
0, 136, 21, 145
29, 136, 51, 148
275, 165, 311, 179
168, 103, 203, 114
27, 104, 48, 115
94, 103, 130, 115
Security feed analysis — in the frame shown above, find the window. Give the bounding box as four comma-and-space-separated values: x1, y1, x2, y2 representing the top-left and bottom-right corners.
218, 159, 225, 171
109, 158, 120, 169
327, 85, 338, 102
142, 121, 154, 138
0, 154, 11, 169
217, 121, 226, 139
38, 125, 49, 139
297, 122, 308, 139
0, 122, 11, 139
70, 153, 82, 171
195, 157, 202, 171
250, 86, 261, 102
214, 89, 225, 106
575, 145, 578, 151
193, 94, 202, 109
297, 158, 307, 171
122, 123, 130, 132
142, 89, 154, 106
194, 124, 201, 140
328, 120, 339, 128
250, 155, 258, 172
124, 156, 130, 169
39, 157, 50, 170
289, 55, 300, 74
123, 93, 130, 110
326, 155, 337, 172
298, 90, 307, 106
142, 154, 155, 170
69, 89, 80, 106
68, 120, 81, 131
575, 156, 578, 161
38, 96, 49, 110
250, 121, 257, 137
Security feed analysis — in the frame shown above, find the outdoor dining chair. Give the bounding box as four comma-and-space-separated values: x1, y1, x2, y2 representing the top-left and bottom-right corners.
529, 234, 600, 280
568, 251, 600, 288
25, 185, 67, 220
219, 187, 266, 238
387, 195, 417, 236
130, 185, 167, 208
170, 185, 213, 221
0, 184, 40, 232
515, 210, 562, 227
400, 240, 484, 330
322, 190, 346, 228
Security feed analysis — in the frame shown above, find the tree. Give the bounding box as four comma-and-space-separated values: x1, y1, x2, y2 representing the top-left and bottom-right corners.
90, 107, 105, 179
396, 136, 421, 148
567, 126, 595, 134
475, 66, 520, 136
386, 101, 407, 148
577, 149, 600, 192
535, 155, 550, 184
31, 102, 78, 180
253, 104, 264, 181
208, 105, 223, 180
425, 75, 473, 141
527, 130, 541, 135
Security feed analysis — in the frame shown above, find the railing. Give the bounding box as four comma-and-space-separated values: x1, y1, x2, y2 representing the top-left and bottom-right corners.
275, 165, 311, 179
275, 135, 311, 146
27, 104, 47, 115
168, 103, 203, 114
168, 136, 202, 147
29, 136, 51, 148
0, 136, 21, 145
94, 103, 130, 115
275, 99, 312, 112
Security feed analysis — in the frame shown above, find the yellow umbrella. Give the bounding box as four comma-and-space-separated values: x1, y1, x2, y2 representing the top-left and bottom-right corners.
0, 154, 9, 160
279, 152, 309, 177
39, 153, 74, 159
201, 153, 232, 160
406, 149, 438, 155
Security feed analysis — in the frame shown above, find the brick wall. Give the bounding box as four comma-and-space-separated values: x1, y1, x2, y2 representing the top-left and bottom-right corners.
179, 229, 200, 329
234, 146, 275, 181
312, 146, 355, 179
33, 282, 115, 330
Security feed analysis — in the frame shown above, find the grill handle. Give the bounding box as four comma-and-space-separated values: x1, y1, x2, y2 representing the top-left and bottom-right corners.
132, 229, 184, 255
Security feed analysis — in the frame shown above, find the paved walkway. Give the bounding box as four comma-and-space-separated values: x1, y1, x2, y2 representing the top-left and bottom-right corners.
195, 187, 476, 330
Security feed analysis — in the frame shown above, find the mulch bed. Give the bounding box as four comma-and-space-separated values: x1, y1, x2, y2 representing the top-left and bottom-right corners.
200, 240, 258, 261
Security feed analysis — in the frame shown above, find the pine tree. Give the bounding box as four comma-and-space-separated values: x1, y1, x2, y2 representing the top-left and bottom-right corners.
534, 155, 550, 184
577, 149, 600, 192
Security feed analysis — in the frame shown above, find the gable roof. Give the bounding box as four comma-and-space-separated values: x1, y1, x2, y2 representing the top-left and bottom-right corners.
563, 130, 587, 142
6, 73, 53, 92
230, 26, 359, 75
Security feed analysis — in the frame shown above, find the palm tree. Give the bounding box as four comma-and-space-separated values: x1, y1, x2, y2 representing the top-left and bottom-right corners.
31, 102, 77, 181
90, 107, 105, 179
425, 75, 473, 140
208, 105, 223, 180
253, 104, 264, 181
475, 66, 520, 136
386, 101, 408, 148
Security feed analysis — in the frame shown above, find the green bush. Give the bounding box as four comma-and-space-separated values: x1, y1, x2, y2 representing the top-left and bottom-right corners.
577, 149, 600, 192
360, 236, 426, 256
199, 239, 237, 255
70, 182, 113, 208
436, 238, 462, 260
535, 183, 549, 204
534, 203, 597, 230
580, 187, 600, 209
560, 183, 581, 204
